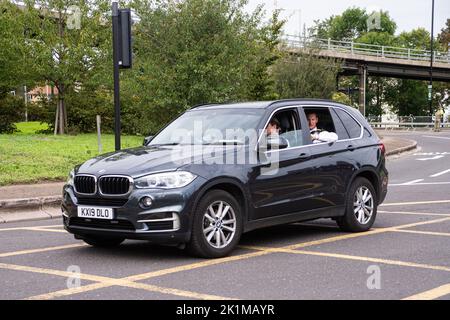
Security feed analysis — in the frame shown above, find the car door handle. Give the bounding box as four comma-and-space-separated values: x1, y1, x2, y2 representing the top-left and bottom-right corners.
298, 152, 311, 160
347, 145, 356, 151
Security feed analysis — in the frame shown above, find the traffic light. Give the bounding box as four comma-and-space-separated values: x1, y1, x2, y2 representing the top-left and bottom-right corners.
118, 8, 132, 68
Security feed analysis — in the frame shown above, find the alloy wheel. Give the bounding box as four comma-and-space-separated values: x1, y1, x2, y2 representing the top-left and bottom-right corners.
353, 186, 374, 225
202, 200, 237, 249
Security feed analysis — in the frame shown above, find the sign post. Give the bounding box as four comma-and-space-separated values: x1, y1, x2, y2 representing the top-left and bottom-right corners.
112, 2, 132, 151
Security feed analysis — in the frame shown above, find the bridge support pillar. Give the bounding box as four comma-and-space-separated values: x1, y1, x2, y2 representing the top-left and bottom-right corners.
358, 65, 367, 116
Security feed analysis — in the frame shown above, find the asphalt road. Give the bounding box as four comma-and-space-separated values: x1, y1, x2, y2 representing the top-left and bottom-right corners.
1, 130, 449, 301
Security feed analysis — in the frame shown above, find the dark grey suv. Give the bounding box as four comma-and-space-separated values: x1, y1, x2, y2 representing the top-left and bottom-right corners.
62, 99, 388, 258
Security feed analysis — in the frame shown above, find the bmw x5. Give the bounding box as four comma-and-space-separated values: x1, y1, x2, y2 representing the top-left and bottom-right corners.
62, 99, 388, 258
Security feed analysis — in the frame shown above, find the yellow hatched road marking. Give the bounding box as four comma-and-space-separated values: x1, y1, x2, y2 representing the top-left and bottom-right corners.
26, 283, 112, 300
22, 227, 66, 233
0, 244, 87, 258
0, 225, 62, 232
0, 262, 124, 283
403, 283, 450, 300
117, 281, 237, 300
36, 225, 63, 228
239, 246, 450, 273
378, 210, 450, 217
26, 250, 271, 300
282, 217, 450, 250
27, 281, 235, 301
0, 263, 235, 300
392, 229, 450, 237
125, 250, 270, 282
5, 216, 449, 300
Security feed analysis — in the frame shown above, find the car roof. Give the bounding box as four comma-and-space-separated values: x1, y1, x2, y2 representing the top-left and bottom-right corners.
189, 99, 368, 129
190, 99, 351, 111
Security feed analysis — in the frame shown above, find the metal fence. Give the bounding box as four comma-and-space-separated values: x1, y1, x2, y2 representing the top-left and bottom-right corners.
282, 35, 450, 64
367, 115, 450, 130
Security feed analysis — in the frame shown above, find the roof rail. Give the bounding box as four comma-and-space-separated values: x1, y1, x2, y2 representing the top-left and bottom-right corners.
189, 103, 218, 109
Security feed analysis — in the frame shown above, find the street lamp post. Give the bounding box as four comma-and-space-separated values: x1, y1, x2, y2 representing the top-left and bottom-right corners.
295, 9, 302, 39
429, 0, 435, 116
275, 4, 302, 40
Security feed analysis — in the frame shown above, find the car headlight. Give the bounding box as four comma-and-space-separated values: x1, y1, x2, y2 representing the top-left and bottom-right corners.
134, 171, 197, 189
67, 169, 75, 186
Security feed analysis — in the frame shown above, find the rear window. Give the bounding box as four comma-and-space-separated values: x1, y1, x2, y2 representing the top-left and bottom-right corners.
330, 109, 350, 140
333, 109, 362, 139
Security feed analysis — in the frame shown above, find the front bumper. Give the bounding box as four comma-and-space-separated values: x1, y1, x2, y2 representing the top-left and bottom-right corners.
61, 176, 207, 244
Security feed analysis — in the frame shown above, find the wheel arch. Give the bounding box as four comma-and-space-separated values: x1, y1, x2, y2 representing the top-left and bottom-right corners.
191, 177, 250, 227
347, 167, 380, 202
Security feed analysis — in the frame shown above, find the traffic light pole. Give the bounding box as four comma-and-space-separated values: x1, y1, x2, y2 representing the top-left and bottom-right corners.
112, 2, 121, 151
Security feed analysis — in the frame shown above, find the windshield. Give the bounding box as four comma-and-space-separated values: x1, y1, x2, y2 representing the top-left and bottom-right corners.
149, 108, 264, 146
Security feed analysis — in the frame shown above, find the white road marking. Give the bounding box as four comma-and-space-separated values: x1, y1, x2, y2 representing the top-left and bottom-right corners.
416, 155, 444, 161
430, 169, 450, 178
389, 182, 450, 186
391, 179, 424, 186
422, 135, 450, 140
413, 152, 450, 156
380, 200, 450, 206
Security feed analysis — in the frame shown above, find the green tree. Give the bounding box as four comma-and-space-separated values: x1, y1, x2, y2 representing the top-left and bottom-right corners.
397, 28, 431, 50
271, 48, 341, 99
0, 93, 26, 133
0, 1, 36, 92
356, 31, 396, 46
21, 0, 112, 134
246, 9, 285, 100
438, 19, 450, 51
311, 8, 396, 40
123, 0, 284, 134
332, 92, 352, 105
385, 80, 429, 116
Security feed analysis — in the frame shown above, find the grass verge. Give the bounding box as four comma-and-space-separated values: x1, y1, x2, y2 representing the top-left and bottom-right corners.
0, 122, 143, 186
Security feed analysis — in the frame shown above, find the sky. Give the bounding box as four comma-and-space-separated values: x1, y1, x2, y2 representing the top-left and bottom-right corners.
245, 0, 450, 38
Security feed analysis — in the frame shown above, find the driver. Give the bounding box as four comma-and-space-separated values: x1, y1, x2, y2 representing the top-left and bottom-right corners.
265, 118, 290, 148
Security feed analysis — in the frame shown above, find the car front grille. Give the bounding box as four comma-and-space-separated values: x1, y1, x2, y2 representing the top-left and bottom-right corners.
99, 176, 131, 195
69, 217, 135, 230
77, 197, 128, 207
74, 175, 96, 194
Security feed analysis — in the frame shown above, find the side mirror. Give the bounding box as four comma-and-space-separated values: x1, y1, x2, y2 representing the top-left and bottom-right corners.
143, 135, 154, 146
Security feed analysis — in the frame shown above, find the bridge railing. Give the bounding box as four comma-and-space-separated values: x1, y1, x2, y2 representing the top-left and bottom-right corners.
282, 35, 450, 64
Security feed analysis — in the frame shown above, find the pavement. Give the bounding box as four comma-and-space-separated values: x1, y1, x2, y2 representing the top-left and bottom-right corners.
0, 134, 417, 223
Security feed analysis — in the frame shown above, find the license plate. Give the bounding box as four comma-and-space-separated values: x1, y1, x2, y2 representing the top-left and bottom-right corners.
77, 206, 114, 220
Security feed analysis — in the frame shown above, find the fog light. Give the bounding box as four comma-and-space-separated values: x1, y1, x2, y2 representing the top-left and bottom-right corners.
140, 196, 153, 208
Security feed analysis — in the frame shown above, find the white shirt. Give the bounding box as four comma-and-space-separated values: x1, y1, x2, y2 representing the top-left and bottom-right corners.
310, 127, 338, 143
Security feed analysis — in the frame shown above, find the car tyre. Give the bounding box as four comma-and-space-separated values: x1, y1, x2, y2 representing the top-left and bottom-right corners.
337, 177, 377, 232
187, 190, 243, 258
82, 236, 124, 247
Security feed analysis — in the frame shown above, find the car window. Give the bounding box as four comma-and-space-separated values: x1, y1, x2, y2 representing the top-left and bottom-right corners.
304, 107, 338, 143
334, 109, 362, 139
265, 109, 304, 149
150, 108, 264, 146
330, 108, 350, 140
280, 130, 303, 147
